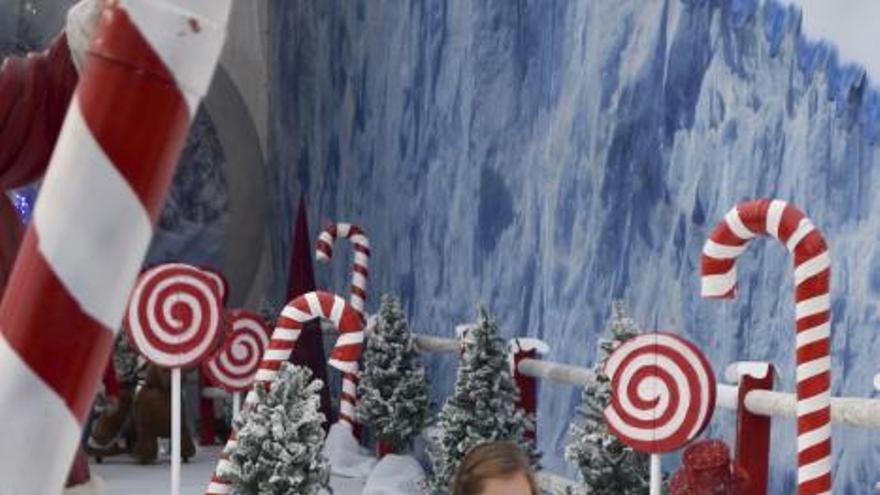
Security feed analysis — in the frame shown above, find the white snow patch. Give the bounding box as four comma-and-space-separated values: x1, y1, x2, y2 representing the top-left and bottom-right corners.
323, 422, 378, 478
62, 476, 105, 495
363, 455, 426, 495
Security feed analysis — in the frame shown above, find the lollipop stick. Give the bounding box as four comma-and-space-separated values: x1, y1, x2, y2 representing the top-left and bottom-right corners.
171, 367, 181, 495
649, 453, 661, 495
232, 391, 241, 419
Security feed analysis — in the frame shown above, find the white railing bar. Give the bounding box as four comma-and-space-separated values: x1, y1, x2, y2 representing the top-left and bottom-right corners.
518, 358, 595, 387
413, 334, 460, 354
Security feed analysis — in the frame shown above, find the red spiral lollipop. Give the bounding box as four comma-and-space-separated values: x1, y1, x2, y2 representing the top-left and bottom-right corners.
126, 263, 223, 369
203, 310, 271, 392
200, 267, 229, 305
604, 332, 716, 454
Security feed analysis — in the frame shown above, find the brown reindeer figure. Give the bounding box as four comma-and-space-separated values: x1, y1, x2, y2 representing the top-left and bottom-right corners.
131, 365, 196, 464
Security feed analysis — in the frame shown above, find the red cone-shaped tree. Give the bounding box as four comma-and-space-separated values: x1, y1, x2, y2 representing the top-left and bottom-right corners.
284, 197, 334, 427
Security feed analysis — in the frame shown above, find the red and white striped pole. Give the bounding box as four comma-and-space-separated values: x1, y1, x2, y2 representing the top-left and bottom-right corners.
316, 222, 369, 429
509, 338, 549, 443
702, 199, 832, 495
0, 2, 230, 494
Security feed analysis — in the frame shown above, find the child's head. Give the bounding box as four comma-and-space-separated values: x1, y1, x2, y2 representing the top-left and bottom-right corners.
452, 441, 537, 495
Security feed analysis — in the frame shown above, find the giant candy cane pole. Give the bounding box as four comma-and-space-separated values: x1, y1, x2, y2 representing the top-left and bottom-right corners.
0, 2, 230, 494
316, 222, 370, 426
702, 199, 832, 495
206, 291, 364, 495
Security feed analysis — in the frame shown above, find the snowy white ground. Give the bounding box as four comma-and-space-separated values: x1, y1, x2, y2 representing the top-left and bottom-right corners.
90, 447, 366, 495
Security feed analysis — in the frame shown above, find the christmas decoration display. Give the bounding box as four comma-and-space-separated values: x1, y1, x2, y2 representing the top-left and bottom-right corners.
0, 1, 231, 493
316, 221, 371, 430
427, 307, 536, 495
603, 332, 716, 453
206, 290, 364, 495
566, 301, 651, 494
604, 332, 716, 495
701, 199, 832, 494
126, 263, 224, 495
221, 362, 330, 495
357, 294, 430, 455
203, 310, 271, 393
126, 263, 223, 369
668, 439, 748, 495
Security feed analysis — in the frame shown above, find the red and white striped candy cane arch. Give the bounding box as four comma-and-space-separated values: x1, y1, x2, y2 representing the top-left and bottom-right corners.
316, 222, 370, 426
205, 290, 364, 495
0, 2, 230, 494
701, 199, 832, 495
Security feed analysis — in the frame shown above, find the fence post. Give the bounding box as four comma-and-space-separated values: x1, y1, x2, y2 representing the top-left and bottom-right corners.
510, 338, 549, 443
875, 374, 880, 494
725, 362, 775, 495
455, 324, 475, 355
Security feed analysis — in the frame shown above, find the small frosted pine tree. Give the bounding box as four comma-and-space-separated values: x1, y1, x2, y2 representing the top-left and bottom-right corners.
221, 363, 330, 495
428, 306, 537, 494
565, 301, 650, 494
357, 294, 430, 453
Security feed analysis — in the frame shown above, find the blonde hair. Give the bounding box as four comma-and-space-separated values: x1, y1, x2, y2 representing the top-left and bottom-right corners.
452, 441, 537, 495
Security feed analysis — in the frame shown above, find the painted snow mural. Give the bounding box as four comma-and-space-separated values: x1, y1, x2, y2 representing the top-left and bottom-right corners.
269, 0, 880, 491
145, 108, 230, 269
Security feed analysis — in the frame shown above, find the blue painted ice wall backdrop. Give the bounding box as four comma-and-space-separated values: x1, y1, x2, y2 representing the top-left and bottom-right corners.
269, 0, 880, 491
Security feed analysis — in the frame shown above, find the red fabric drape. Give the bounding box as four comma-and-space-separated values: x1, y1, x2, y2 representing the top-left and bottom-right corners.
0, 34, 78, 190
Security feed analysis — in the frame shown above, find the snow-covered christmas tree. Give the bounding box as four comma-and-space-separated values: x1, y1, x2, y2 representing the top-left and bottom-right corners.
565, 300, 650, 494
357, 294, 430, 454
221, 363, 330, 495
427, 306, 537, 495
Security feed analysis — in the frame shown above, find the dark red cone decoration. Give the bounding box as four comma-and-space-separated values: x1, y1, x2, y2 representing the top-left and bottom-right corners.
285, 196, 334, 426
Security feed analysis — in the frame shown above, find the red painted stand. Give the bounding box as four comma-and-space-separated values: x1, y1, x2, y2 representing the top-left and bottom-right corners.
730, 362, 775, 495
199, 372, 216, 445
510, 338, 549, 443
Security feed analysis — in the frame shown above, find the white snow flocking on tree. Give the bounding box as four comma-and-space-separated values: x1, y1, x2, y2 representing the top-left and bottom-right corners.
427, 306, 537, 495
357, 294, 431, 454
221, 363, 330, 495
564, 300, 651, 494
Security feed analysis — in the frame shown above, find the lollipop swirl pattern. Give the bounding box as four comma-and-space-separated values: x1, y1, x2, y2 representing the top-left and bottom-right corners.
604, 333, 716, 454
203, 311, 270, 392
126, 263, 222, 369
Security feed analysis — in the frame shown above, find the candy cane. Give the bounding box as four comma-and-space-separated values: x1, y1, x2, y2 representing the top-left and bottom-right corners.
702, 199, 832, 495
316, 222, 370, 314
205, 290, 364, 495
0, 2, 230, 494
316, 222, 370, 426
